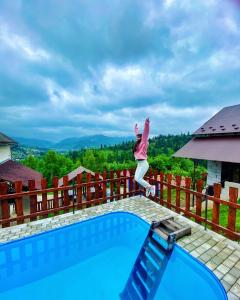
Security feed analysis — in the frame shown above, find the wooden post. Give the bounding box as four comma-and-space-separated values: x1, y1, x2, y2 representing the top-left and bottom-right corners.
110, 170, 114, 201
128, 169, 134, 197
95, 173, 100, 205
52, 176, 59, 215
76, 174, 82, 209
185, 177, 192, 212
159, 172, 164, 205
195, 179, 204, 223
102, 171, 107, 203
41, 178, 48, 217
167, 174, 172, 208
86, 173, 91, 207
175, 175, 181, 213
149, 168, 153, 186
63, 176, 70, 212
212, 183, 221, 230
28, 180, 37, 221
15, 181, 24, 224
0, 182, 10, 227
123, 169, 127, 199
227, 187, 238, 232
154, 170, 158, 202
116, 170, 121, 200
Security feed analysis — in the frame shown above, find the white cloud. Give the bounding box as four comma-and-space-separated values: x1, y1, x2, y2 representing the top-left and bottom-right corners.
0, 23, 50, 61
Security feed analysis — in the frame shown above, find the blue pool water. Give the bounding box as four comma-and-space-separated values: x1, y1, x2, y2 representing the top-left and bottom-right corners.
0, 212, 227, 300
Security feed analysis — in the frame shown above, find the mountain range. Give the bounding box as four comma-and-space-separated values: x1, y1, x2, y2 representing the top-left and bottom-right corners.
13, 135, 134, 151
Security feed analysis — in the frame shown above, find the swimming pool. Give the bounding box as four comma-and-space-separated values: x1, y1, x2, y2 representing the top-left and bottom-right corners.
0, 212, 227, 300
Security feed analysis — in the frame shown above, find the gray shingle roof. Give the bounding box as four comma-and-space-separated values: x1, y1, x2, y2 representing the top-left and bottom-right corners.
194, 104, 240, 136
0, 132, 17, 145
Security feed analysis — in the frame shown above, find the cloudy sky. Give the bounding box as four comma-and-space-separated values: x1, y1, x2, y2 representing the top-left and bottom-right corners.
0, 0, 240, 141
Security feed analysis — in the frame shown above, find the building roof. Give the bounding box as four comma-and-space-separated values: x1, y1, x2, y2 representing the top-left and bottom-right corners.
0, 159, 42, 189
194, 104, 240, 136
58, 166, 103, 186
173, 136, 240, 163
0, 132, 17, 145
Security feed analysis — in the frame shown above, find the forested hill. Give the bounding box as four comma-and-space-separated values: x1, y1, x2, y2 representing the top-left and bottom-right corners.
23, 133, 205, 186
108, 133, 192, 155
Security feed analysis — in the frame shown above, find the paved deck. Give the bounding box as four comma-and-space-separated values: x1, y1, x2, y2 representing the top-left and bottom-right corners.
0, 196, 240, 299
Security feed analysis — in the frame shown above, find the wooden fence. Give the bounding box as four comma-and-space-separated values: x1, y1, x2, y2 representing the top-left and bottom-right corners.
0, 169, 239, 241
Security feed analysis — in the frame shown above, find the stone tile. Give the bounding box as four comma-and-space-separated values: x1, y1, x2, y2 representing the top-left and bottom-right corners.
230, 283, 240, 297
230, 267, 240, 278
223, 273, 238, 286
222, 279, 232, 292
227, 291, 240, 300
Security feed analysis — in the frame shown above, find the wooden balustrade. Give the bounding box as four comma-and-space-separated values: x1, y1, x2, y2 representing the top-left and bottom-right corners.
0, 169, 239, 241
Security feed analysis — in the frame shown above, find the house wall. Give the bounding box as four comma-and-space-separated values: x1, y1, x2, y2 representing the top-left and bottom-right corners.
207, 160, 222, 185
0, 145, 11, 163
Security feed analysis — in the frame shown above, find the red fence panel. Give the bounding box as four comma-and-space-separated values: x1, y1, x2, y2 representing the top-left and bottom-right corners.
212, 183, 221, 230
15, 181, 24, 225
63, 176, 70, 212
52, 176, 59, 215
41, 178, 48, 217
0, 182, 10, 227
228, 187, 238, 232
29, 179, 37, 222
175, 175, 181, 213
77, 174, 83, 209
195, 179, 204, 223
185, 177, 192, 212
167, 174, 172, 209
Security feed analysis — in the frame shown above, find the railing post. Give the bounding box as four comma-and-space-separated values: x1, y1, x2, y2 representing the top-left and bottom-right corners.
227, 187, 238, 233
129, 169, 134, 197
63, 176, 70, 212
102, 171, 107, 203
15, 181, 24, 224
167, 174, 172, 208
195, 179, 204, 223
175, 175, 181, 213
116, 170, 121, 200
154, 170, 158, 202
41, 178, 48, 217
123, 169, 127, 199
86, 173, 91, 207
28, 179, 37, 221
76, 173, 83, 209
149, 168, 153, 187
159, 172, 164, 205
95, 173, 100, 205
110, 170, 114, 201
0, 182, 10, 227
52, 176, 59, 215
212, 183, 221, 230
185, 177, 192, 212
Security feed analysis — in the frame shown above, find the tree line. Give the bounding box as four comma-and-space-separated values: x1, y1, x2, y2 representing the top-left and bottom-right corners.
22, 133, 206, 185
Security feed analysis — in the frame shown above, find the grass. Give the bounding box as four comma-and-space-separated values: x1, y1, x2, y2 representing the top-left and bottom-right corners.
161, 186, 240, 232
201, 205, 240, 232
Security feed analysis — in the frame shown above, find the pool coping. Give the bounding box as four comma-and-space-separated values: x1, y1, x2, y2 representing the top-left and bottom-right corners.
0, 196, 240, 299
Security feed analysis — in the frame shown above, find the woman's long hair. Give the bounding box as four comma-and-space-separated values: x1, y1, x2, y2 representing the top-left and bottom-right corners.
132, 134, 142, 154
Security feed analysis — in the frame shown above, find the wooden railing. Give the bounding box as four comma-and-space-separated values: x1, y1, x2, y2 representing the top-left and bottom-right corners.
0, 169, 239, 241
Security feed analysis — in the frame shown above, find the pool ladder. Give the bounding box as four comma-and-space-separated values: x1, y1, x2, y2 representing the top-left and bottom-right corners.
120, 216, 191, 300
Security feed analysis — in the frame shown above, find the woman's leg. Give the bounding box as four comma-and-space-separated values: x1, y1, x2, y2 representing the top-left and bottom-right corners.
134, 160, 151, 189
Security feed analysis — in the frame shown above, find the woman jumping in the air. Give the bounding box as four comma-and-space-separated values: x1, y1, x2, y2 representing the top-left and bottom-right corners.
133, 117, 155, 197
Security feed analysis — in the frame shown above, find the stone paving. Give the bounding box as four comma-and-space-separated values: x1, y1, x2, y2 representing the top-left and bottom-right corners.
0, 196, 240, 299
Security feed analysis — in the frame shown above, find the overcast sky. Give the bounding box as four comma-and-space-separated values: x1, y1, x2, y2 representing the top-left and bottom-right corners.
0, 0, 240, 141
